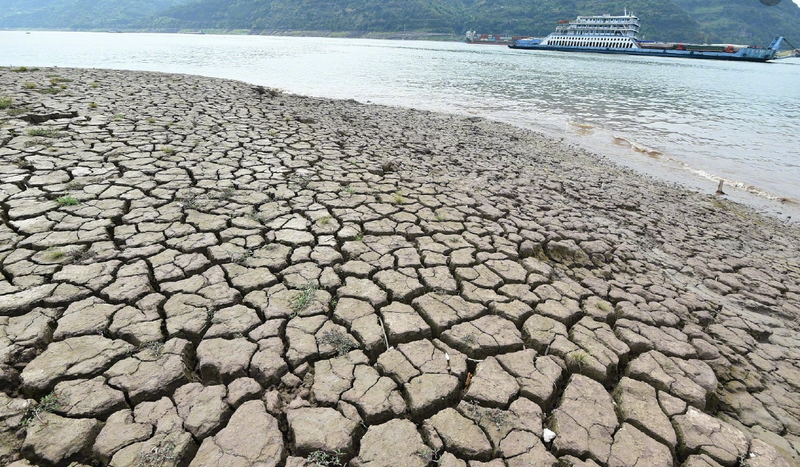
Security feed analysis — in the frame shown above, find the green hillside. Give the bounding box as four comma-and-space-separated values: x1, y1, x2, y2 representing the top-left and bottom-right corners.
147, 0, 463, 33
149, 0, 706, 41
1, 0, 798, 45
151, 0, 798, 43
0, 0, 192, 30
673, 0, 800, 44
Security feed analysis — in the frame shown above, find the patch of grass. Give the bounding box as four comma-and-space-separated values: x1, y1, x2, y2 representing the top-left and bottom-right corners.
12, 66, 39, 72
21, 391, 67, 427
138, 341, 165, 357
178, 193, 206, 211
461, 333, 478, 345
26, 127, 62, 138
0, 97, 12, 109
596, 301, 610, 312
291, 282, 318, 316
88, 102, 97, 109
37, 87, 61, 95
7, 107, 30, 116
45, 247, 64, 260
113, 114, 125, 121
49, 77, 72, 85
391, 191, 405, 203
463, 401, 508, 430
24, 138, 51, 148
228, 249, 252, 265
317, 329, 357, 356
415, 447, 441, 465
343, 185, 355, 195
434, 212, 446, 221
354, 232, 364, 242
23, 82, 37, 89
485, 407, 508, 429
146, 117, 156, 124
568, 351, 589, 373
56, 195, 80, 206
217, 186, 235, 200
307, 450, 343, 467
162, 147, 175, 155
318, 215, 332, 225
90, 82, 99, 88
137, 440, 176, 467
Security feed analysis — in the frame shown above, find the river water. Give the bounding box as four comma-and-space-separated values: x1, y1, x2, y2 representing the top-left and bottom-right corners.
3, 31, 799, 217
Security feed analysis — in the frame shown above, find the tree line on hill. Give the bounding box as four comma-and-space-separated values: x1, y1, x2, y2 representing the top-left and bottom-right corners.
2, 0, 798, 45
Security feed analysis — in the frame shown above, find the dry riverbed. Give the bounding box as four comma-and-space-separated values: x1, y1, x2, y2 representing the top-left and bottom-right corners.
1, 67, 799, 467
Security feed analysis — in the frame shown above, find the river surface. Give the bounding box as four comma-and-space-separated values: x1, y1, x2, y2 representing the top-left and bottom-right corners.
3, 31, 799, 217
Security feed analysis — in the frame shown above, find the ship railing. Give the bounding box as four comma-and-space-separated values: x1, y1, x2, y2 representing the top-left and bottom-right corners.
568, 24, 639, 30
571, 19, 640, 26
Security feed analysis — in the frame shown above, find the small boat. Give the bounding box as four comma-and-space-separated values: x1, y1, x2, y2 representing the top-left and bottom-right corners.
509, 12, 785, 62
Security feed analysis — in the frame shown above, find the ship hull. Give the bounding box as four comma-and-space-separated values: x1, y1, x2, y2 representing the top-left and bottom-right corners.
510, 44, 775, 62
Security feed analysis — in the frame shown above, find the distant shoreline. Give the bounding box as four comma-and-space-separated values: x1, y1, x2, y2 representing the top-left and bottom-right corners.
1, 27, 463, 41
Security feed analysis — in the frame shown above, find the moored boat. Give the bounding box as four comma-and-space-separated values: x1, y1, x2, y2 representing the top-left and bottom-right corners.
509, 12, 785, 62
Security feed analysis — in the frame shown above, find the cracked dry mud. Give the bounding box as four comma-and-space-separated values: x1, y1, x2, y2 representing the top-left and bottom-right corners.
1, 67, 800, 467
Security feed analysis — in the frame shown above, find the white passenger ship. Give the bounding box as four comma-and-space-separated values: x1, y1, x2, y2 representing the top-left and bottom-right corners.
510, 12, 785, 62
541, 12, 640, 49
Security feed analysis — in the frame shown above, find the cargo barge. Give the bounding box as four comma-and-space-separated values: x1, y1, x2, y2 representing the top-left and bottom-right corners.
509, 13, 785, 62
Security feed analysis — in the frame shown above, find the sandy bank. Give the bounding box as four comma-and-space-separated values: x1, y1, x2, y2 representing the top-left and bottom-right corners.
1, 67, 799, 467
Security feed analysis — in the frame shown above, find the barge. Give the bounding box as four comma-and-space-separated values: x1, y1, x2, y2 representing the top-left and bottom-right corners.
509, 13, 785, 62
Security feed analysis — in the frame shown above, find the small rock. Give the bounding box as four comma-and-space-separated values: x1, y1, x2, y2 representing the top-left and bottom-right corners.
550, 374, 618, 463
673, 407, 748, 466
190, 400, 284, 467
287, 407, 358, 456
425, 407, 492, 461
196, 337, 257, 384
227, 377, 263, 408
22, 412, 101, 466
350, 419, 428, 467
174, 383, 232, 439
